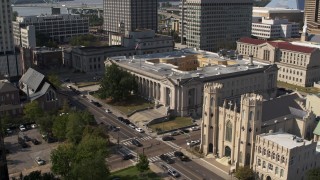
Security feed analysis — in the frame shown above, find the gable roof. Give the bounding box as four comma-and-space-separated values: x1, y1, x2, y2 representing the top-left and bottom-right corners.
0, 81, 18, 93
238, 37, 316, 54
262, 93, 305, 122
19, 68, 45, 92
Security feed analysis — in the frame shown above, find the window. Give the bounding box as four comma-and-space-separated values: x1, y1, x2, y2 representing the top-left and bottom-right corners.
277, 154, 280, 161
258, 159, 261, 166
269, 163, 273, 170
280, 169, 284, 177
272, 152, 275, 159
263, 161, 266, 168
263, 148, 266, 156
275, 167, 279, 174
225, 121, 232, 142
249, 111, 253, 120
267, 150, 271, 157
258, 146, 261, 153
290, 156, 294, 166
281, 156, 285, 163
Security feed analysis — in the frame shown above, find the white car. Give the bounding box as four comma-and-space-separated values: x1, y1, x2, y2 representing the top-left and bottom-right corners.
105, 109, 112, 113
31, 124, 37, 128
135, 127, 144, 133
128, 123, 136, 129
168, 168, 180, 177
187, 140, 200, 146
67, 85, 72, 89
190, 126, 200, 131
35, 157, 45, 165
19, 125, 26, 131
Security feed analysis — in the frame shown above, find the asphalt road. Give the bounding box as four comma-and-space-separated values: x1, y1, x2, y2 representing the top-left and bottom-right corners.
65, 88, 224, 180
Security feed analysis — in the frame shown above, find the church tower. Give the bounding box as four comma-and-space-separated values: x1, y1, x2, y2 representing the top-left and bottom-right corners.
236, 93, 263, 168
201, 83, 223, 155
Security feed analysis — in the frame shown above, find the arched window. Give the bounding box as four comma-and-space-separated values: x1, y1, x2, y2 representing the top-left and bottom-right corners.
210, 97, 214, 106
249, 111, 253, 120
225, 121, 232, 142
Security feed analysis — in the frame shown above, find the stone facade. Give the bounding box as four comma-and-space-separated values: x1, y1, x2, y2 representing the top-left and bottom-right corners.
237, 37, 320, 87
107, 48, 278, 117
201, 84, 317, 170
253, 133, 320, 180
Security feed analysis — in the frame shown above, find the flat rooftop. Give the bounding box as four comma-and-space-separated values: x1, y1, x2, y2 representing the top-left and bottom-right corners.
110, 48, 271, 80
260, 132, 312, 149
253, 7, 303, 13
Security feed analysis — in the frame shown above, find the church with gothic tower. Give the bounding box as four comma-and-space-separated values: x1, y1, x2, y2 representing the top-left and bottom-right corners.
200, 82, 317, 171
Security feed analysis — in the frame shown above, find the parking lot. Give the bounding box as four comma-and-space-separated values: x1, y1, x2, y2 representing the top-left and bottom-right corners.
4, 128, 60, 178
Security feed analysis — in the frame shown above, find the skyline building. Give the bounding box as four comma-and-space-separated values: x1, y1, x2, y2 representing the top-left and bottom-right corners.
103, 0, 158, 34
305, 0, 320, 34
183, 0, 253, 52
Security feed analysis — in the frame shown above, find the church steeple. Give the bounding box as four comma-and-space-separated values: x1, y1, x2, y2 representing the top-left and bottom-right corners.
301, 17, 308, 42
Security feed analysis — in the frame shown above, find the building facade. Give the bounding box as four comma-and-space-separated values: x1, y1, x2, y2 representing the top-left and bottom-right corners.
68, 30, 173, 73
305, 0, 320, 34
252, 7, 304, 25
13, 14, 89, 43
13, 25, 36, 48
237, 37, 320, 87
184, 0, 252, 52
253, 133, 320, 180
0, 80, 22, 116
252, 17, 300, 39
103, 0, 158, 34
201, 88, 317, 171
107, 48, 278, 117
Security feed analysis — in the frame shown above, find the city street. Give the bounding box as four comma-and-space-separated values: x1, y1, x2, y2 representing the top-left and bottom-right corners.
65, 87, 225, 180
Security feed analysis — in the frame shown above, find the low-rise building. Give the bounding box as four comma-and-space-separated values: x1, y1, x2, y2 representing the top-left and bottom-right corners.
253, 132, 320, 180
13, 14, 89, 43
252, 7, 303, 25
306, 94, 320, 117
252, 17, 299, 39
107, 48, 278, 117
237, 37, 320, 87
68, 29, 173, 73
32, 47, 63, 68
0, 80, 22, 116
19, 68, 66, 111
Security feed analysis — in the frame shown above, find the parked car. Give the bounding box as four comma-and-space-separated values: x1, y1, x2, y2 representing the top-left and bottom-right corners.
123, 119, 131, 125
128, 123, 136, 129
174, 151, 189, 161
19, 125, 26, 131
190, 126, 200, 131
6, 128, 13, 135
35, 157, 45, 165
117, 117, 124, 122
20, 142, 29, 148
105, 109, 112, 113
131, 139, 142, 147
187, 140, 200, 146
31, 124, 38, 128
159, 154, 174, 164
135, 128, 144, 133
109, 125, 120, 132
92, 101, 102, 107
162, 136, 174, 141
118, 149, 134, 160
169, 131, 180, 136
32, 139, 40, 145
168, 168, 180, 177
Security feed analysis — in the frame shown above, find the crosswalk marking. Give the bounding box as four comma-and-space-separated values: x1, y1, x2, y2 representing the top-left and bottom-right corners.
147, 151, 175, 163
121, 136, 153, 146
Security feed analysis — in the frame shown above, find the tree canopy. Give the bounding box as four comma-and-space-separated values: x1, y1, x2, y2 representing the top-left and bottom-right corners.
70, 34, 98, 46
99, 63, 138, 102
234, 166, 254, 180
136, 153, 149, 174
48, 73, 61, 88
307, 167, 320, 180
23, 101, 44, 122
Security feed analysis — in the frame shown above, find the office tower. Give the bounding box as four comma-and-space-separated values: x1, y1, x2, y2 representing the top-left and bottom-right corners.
305, 0, 320, 34
0, 0, 15, 54
103, 0, 158, 34
0, 0, 21, 78
184, 0, 253, 52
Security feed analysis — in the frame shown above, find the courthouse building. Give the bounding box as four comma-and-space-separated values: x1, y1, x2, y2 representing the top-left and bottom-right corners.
107, 48, 278, 116
237, 37, 320, 87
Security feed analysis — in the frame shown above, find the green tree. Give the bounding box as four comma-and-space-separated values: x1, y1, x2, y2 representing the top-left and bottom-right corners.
52, 115, 69, 141
136, 153, 149, 175
307, 168, 320, 180
12, 11, 18, 21
36, 113, 54, 133
234, 166, 254, 180
70, 34, 97, 46
99, 63, 138, 102
51, 143, 75, 179
24, 101, 44, 122
48, 73, 61, 88
66, 113, 85, 144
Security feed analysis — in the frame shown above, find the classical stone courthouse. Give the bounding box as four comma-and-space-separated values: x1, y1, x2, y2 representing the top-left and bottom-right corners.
106, 48, 278, 117
200, 82, 318, 174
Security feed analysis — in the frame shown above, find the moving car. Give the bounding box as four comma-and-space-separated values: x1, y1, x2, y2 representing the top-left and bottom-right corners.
128, 123, 136, 129
162, 136, 174, 141
174, 151, 189, 161
168, 168, 180, 177
31, 124, 37, 128
187, 140, 200, 146
105, 109, 112, 113
32, 139, 40, 145
190, 126, 200, 131
19, 125, 26, 131
135, 128, 144, 133
118, 149, 134, 160
131, 139, 142, 147
35, 157, 45, 165
159, 154, 174, 164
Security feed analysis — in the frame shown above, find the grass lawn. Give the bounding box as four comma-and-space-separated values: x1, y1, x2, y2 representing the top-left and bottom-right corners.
76, 81, 99, 88
149, 116, 194, 132
277, 81, 320, 94
109, 96, 153, 115
109, 166, 162, 180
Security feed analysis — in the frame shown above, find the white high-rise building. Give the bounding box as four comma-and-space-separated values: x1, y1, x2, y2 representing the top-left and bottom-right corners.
0, 0, 21, 78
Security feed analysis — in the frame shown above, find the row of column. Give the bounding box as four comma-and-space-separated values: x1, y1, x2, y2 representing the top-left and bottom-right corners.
137, 76, 161, 102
